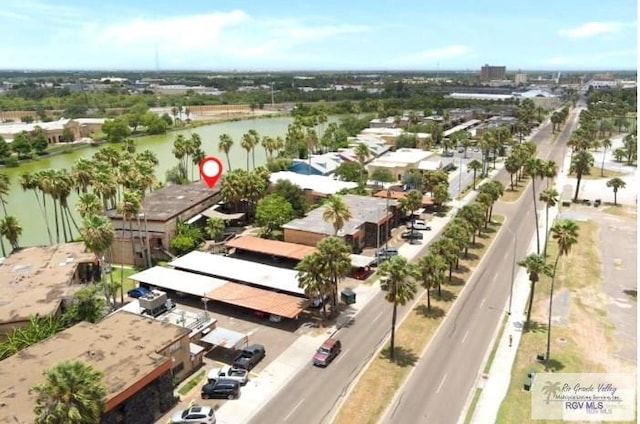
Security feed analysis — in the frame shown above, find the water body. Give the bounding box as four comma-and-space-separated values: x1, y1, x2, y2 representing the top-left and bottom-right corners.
7, 115, 333, 246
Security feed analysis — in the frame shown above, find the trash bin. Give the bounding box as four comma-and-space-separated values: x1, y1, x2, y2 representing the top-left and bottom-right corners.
341, 288, 356, 305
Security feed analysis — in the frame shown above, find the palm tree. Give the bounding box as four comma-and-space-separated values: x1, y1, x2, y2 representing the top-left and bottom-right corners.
379, 255, 417, 361
457, 204, 485, 244
430, 237, 459, 281
248, 129, 260, 169
240, 133, 253, 171
76, 193, 103, 219
71, 158, 95, 194
0, 216, 21, 252
20, 172, 53, 245
570, 150, 594, 202
172, 134, 188, 180
398, 189, 423, 241
296, 253, 331, 318
545, 219, 579, 370
0, 172, 10, 218
316, 236, 351, 310
322, 195, 353, 236
518, 253, 552, 331
606, 177, 626, 206
354, 143, 372, 165
524, 157, 545, 254
467, 159, 483, 190
600, 138, 612, 176
30, 360, 106, 424
539, 188, 559, 257
542, 160, 558, 188
80, 214, 115, 302
218, 134, 234, 171
414, 252, 447, 308
117, 190, 141, 305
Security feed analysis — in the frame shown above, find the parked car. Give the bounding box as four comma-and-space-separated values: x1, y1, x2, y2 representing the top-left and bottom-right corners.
313, 337, 342, 367
233, 344, 266, 370
201, 379, 241, 400
208, 365, 249, 385
409, 220, 432, 231
401, 231, 424, 240
127, 286, 151, 299
269, 314, 283, 323
171, 405, 216, 424
377, 247, 399, 257
310, 294, 330, 309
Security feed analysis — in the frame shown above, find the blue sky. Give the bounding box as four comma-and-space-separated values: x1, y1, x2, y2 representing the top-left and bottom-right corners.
0, 0, 636, 71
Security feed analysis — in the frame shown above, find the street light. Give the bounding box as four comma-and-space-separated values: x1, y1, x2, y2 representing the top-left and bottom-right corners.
504, 224, 518, 315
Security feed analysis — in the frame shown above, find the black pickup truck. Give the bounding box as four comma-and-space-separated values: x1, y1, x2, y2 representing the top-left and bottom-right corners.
232, 344, 266, 370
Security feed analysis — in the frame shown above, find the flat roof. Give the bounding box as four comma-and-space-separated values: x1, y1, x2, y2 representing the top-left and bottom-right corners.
106, 180, 220, 222
225, 236, 317, 261
0, 311, 190, 423
200, 327, 248, 350
373, 190, 434, 205
206, 282, 307, 319
128, 266, 228, 297
350, 254, 375, 268
270, 171, 358, 195
283, 194, 397, 235
169, 251, 305, 296
119, 300, 216, 338
367, 148, 433, 168
0, 243, 95, 325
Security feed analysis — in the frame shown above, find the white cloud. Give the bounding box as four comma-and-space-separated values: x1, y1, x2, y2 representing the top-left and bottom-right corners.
558, 21, 625, 39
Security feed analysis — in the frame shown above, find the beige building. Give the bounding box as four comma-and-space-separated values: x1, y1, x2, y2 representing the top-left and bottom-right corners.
0, 311, 192, 424
366, 148, 435, 182
107, 181, 223, 266
0, 118, 106, 143
0, 243, 96, 337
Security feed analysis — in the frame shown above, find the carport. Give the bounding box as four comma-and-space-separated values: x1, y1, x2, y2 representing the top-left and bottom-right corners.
128, 266, 228, 296
200, 327, 248, 350
225, 235, 317, 261
206, 282, 309, 319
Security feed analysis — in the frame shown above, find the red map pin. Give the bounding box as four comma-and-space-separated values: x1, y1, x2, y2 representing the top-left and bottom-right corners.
199, 156, 224, 188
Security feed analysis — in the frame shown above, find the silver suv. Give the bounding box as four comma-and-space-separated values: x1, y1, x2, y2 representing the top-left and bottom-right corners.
171, 405, 216, 424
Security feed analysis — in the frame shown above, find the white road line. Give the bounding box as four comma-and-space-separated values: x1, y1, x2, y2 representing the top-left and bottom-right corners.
436, 373, 448, 393
461, 329, 469, 344
480, 297, 486, 308
284, 399, 305, 421
372, 311, 384, 323
335, 348, 350, 364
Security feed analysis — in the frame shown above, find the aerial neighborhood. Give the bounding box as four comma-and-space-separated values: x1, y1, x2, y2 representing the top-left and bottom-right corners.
0, 59, 636, 424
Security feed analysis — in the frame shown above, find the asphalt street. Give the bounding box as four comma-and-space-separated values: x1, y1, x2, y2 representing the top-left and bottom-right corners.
380, 108, 581, 424
248, 107, 581, 424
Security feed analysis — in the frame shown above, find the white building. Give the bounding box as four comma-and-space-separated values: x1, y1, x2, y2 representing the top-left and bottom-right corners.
269, 171, 358, 196
367, 148, 435, 181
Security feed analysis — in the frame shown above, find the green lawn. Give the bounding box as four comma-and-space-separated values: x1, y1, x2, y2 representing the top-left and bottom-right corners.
108, 266, 138, 297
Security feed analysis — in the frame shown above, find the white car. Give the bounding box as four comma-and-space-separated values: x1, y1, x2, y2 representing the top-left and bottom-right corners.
171, 405, 216, 424
409, 220, 432, 231
208, 365, 249, 385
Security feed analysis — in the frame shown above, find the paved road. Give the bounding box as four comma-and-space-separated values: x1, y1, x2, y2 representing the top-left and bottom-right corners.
380, 110, 582, 424
247, 111, 580, 424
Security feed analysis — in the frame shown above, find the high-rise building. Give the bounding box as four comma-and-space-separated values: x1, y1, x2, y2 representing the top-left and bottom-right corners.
480, 64, 506, 81
515, 72, 528, 85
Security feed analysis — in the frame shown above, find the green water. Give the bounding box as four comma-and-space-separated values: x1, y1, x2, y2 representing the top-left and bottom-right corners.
6, 115, 316, 246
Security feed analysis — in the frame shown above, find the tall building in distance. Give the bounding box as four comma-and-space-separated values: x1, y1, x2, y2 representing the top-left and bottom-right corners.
515, 72, 528, 86
480, 64, 506, 81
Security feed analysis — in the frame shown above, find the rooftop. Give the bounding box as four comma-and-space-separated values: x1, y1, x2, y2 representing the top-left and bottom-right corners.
128, 266, 229, 297
169, 251, 305, 296
270, 171, 358, 195
0, 243, 95, 325
367, 148, 434, 168
283, 194, 397, 236
0, 311, 190, 423
225, 235, 317, 261
106, 181, 220, 222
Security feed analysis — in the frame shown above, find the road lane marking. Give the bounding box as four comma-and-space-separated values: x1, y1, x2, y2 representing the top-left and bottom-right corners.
284, 398, 304, 421
480, 297, 486, 308
372, 311, 384, 323
461, 329, 469, 344
437, 373, 448, 393
334, 348, 350, 364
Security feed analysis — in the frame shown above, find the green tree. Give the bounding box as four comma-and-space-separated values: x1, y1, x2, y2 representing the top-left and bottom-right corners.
467, 159, 483, 190
432, 183, 450, 209
255, 194, 295, 239
370, 168, 395, 187
600, 138, 612, 176
316, 236, 352, 310
217, 133, 234, 171
31, 360, 106, 424
518, 253, 552, 331
570, 150, 594, 202
205, 217, 226, 241
102, 116, 131, 143
80, 214, 115, 303
11, 131, 32, 158
60, 127, 75, 143
322, 195, 353, 236
296, 253, 332, 318
539, 188, 559, 257
379, 255, 417, 361
0, 316, 66, 360
65, 285, 107, 324
413, 252, 447, 309
170, 221, 204, 256
398, 189, 423, 240
31, 130, 49, 155
335, 161, 366, 183
0, 215, 22, 251
524, 157, 545, 254
272, 179, 308, 218
605, 177, 626, 205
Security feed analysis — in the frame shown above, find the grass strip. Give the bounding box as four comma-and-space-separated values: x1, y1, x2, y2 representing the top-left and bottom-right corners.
178, 370, 206, 396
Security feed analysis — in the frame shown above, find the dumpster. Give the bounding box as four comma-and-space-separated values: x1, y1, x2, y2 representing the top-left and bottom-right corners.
341, 288, 356, 305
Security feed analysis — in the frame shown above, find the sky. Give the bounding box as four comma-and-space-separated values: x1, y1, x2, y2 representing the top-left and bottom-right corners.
0, 0, 637, 71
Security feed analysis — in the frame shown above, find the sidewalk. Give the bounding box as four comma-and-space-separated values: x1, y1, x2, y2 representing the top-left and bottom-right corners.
466, 138, 571, 424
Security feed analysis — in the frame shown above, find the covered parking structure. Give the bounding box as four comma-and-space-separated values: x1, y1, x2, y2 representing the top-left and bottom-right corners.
200, 327, 248, 351
128, 266, 228, 296
206, 283, 308, 319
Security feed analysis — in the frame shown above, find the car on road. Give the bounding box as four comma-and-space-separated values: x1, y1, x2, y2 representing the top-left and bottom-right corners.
208, 365, 249, 385
377, 247, 399, 257
409, 220, 432, 231
171, 405, 216, 424
127, 286, 151, 298
313, 337, 342, 367
201, 379, 241, 400
401, 231, 424, 240
233, 344, 266, 370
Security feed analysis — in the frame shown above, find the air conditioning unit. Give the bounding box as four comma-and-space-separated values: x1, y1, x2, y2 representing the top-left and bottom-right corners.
139, 290, 169, 317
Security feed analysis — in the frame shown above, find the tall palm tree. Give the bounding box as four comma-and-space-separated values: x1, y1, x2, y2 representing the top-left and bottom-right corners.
71, 158, 95, 194
55, 170, 79, 242
296, 253, 331, 318
545, 220, 579, 370
218, 134, 234, 171
172, 134, 188, 180
0, 215, 21, 252
316, 236, 351, 310
117, 189, 141, 304
322, 195, 353, 236
0, 172, 10, 218
524, 157, 545, 254
518, 253, 552, 331
413, 252, 447, 309
600, 138, 612, 176
354, 143, 372, 165
240, 133, 253, 171
570, 150, 594, 202
542, 160, 558, 188
504, 155, 520, 191
20, 172, 53, 245
605, 177, 626, 206
379, 255, 417, 361
36, 169, 63, 244
76, 193, 103, 219
248, 129, 260, 169
539, 188, 559, 257
80, 214, 115, 302
30, 360, 106, 424
457, 204, 485, 244
398, 189, 423, 241
466, 159, 483, 190
188, 133, 202, 181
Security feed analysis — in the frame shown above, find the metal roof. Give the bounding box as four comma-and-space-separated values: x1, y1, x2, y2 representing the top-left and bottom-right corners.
128, 266, 228, 297
206, 282, 308, 319
225, 236, 317, 261
200, 327, 248, 350
169, 251, 305, 296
